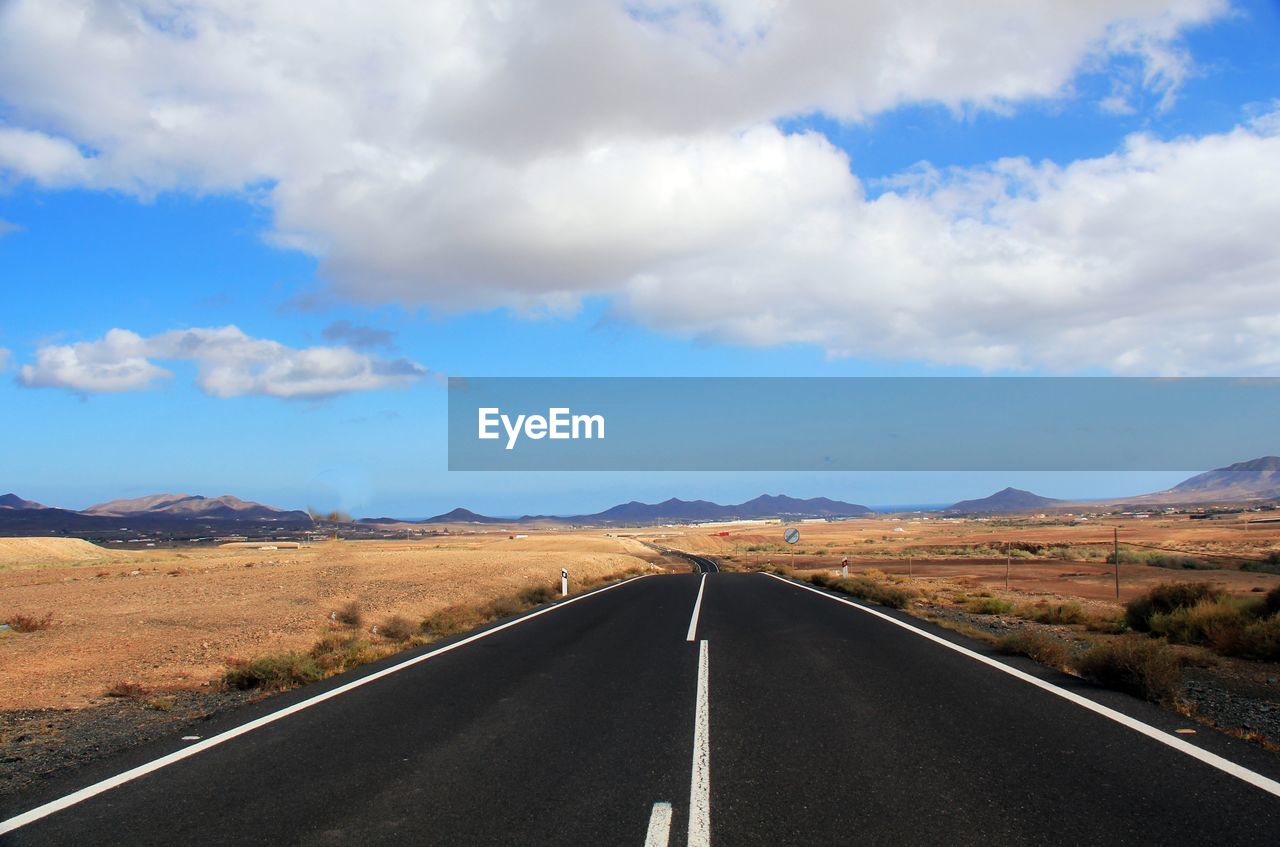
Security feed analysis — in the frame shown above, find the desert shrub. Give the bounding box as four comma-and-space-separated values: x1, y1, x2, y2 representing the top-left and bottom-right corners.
1124, 582, 1224, 631
223, 652, 324, 690
482, 595, 525, 619
378, 615, 416, 642
516, 584, 558, 606
807, 571, 836, 589
6, 612, 54, 632
1015, 600, 1086, 625
310, 631, 385, 673
335, 601, 363, 627
965, 597, 1014, 615
421, 604, 487, 638
996, 630, 1070, 669
1241, 560, 1280, 575
1149, 600, 1247, 646
1075, 637, 1182, 704
1084, 610, 1127, 634
1107, 550, 1217, 570
1150, 601, 1280, 660
147, 696, 176, 712
823, 575, 915, 609
1265, 585, 1280, 617
1044, 546, 1108, 561
105, 681, 149, 698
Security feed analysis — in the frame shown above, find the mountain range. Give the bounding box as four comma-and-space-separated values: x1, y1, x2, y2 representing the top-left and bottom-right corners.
361, 495, 874, 525
1115, 457, 1280, 504
4, 456, 1280, 530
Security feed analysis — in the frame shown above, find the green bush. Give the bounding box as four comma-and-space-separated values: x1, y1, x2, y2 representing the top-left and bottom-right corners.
1107, 550, 1217, 570
223, 652, 325, 690
1124, 582, 1224, 631
966, 597, 1014, 615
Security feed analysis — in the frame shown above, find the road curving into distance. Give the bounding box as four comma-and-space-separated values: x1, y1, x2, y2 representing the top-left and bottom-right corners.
4, 559, 1280, 845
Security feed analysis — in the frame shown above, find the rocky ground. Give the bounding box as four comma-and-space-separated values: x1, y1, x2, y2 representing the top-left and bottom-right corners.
0, 688, 261, 799
918, 600, 1280, 751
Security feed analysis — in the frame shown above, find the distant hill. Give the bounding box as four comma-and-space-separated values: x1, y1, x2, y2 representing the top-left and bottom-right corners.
0, 493, 46, 510
83, 493, 312, 522
421, 507, 511, 524
947, 487, 1063, 514
1118, 457, 1280, 504
589, 498, 728, 523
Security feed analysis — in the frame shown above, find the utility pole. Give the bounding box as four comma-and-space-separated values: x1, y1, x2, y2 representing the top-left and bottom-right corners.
1005, 543, 1011, 591
1114, 527, 1120, 600
908, 554, 913, 579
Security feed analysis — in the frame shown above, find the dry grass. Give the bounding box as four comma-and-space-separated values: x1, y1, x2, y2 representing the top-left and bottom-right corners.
964, 597, 1014, 615
1, 533, 650, 710
804, 569, 917, 609
225, 567, 648, 693
1075, 636, 1183, 704
996, 629, 1071, 670
1014, 600, 1087, 625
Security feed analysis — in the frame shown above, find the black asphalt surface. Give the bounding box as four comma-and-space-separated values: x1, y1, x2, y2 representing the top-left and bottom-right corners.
4, 568, 1280, 845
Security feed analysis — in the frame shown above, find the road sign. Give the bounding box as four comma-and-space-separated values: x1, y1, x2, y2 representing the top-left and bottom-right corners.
784, 527, 799, 544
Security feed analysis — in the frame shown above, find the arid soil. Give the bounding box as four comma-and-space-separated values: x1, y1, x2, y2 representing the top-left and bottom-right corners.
639, 516, 1280, 601
1, 532, 656, 711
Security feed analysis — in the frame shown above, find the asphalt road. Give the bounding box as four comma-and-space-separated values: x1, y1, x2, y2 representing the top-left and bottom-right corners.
4, 568, 1280, 845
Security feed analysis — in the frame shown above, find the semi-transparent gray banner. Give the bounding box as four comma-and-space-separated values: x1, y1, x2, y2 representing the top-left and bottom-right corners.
447, 377, 1278, 471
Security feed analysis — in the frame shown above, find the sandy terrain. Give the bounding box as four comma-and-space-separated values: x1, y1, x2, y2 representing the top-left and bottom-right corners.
0, 537, 134, 570
636, 516, 1280, 602
1, 532, 657, 710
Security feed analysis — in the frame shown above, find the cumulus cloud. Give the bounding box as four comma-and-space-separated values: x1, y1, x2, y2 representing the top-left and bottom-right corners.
2, 0, 1269, 373
18, 326, 426, 398
620, 118, 1280, 374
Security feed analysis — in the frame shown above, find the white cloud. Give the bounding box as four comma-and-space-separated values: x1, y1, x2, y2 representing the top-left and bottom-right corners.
18, 326, 426, 398
3, 0, 1269, 374
0, 347, 11, 370
622, 118, 1280, 374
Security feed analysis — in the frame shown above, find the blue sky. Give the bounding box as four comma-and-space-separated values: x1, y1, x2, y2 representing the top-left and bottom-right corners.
3, 1, 1279, 517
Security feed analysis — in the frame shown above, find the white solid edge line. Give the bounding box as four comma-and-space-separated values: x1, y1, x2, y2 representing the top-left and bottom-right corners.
764, 573, 1280, 800
644, 801, 673, 847
688, 639, 711, 847
0, 575, 653, 836
686, 574, 707, 642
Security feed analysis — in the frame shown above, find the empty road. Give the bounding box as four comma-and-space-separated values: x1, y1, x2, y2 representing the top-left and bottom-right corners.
4, 567, 1280, 845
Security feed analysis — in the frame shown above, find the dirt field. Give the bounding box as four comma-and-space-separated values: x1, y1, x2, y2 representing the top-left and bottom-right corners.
636, 515, 1280, 602
0, 532, 657, 710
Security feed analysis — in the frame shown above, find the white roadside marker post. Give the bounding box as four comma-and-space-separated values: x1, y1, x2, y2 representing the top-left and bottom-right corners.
841, 556, 848, 578
561, 568, 568, 597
